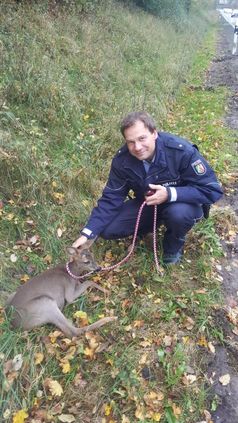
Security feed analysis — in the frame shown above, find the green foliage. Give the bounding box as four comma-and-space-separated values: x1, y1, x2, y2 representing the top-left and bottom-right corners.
0, 0, 215, 263
134, 0, 190, 18
0, 1, 237, 422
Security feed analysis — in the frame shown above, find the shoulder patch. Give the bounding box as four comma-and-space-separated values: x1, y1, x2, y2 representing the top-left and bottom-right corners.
191, 159, 207, 175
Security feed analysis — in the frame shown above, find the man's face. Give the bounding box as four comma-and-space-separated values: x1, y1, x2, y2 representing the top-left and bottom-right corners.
124, 120, 157, 161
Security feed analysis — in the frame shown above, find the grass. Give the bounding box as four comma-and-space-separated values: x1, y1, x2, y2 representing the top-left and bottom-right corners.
1, 0, 238, 422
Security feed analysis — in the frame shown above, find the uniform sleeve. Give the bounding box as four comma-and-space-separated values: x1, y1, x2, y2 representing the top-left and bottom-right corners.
81, 160, 129, 239
166, 147, 223, 205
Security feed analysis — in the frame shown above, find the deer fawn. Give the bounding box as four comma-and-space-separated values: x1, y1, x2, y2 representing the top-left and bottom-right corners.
6, 241, 117, 337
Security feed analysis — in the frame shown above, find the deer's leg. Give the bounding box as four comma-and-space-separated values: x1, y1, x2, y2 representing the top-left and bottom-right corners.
74, 316, 118, 335
65, 280, 107, 304
13, 298, 81, 338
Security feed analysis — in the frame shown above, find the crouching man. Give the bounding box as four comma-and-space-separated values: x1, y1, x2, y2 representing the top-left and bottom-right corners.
73, 111, 223, 265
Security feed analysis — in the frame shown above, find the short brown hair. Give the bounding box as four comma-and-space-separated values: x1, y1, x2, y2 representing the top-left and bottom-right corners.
120, 111, 156, 137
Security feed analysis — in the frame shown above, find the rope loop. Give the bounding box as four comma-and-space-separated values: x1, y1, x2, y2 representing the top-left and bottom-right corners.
66, 202, 163, 279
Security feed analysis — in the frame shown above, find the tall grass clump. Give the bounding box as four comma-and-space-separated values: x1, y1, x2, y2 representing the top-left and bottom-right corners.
0, 0, 216, 268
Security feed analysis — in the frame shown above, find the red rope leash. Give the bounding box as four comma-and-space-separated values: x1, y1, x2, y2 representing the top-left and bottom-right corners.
100, 202, 163, 274
66, 201, 163, 279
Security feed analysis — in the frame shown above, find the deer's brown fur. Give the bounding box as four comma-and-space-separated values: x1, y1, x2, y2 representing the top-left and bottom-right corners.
6, 242, 117, 337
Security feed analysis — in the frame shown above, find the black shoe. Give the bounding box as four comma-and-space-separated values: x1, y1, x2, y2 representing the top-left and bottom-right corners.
163, 248, 183, 265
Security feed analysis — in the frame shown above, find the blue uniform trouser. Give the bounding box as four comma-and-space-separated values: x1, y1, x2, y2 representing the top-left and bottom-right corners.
100, 200, 203, 255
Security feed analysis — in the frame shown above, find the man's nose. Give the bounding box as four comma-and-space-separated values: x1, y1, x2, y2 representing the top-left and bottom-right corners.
134, 142, 141, 151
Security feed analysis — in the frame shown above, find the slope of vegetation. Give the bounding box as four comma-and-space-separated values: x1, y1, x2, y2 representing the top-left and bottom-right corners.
0, 1, 237, 422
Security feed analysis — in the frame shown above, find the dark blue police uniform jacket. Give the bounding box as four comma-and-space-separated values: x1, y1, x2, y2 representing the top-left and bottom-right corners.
81, 132, 223, 240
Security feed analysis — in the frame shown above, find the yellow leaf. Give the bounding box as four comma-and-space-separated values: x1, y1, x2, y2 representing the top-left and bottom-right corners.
52, 192, 65, 204
151, 412, 162, 422
20, 274, 30, 283
43, 254, 52, 264
197, 336, 208, 348
59, 361, 71, 374
48, 330, 62, 343
13, 410, 29, 423
34, 352, 44, 365
73, 310, 88, 319
82, 199, 89, 207
48, 379, 63, 396
104, 403, 112, 416
85, 332, 100, 350
83, 347, 95, 360
133, 320, 144, 328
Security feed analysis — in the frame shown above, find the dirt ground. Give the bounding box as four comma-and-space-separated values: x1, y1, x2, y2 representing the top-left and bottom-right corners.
205, 17, 238, 423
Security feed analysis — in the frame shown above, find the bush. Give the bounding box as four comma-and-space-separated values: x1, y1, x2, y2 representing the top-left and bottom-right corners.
125, 0, 192, 18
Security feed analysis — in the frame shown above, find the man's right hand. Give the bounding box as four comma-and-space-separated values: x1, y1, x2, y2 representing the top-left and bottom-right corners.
72, 235, 89, 249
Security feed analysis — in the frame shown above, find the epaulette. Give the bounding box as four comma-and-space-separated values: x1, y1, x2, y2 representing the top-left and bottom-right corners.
115, 144, 128, 157
164, 138, 186, 150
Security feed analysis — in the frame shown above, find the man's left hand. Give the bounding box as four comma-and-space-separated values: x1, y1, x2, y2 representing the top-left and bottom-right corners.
145, 184, 168, 205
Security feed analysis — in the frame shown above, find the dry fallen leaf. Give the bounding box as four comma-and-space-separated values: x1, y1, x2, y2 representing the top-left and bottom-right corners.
219, 374, 230, 386
121, 415, 131, 423
10, 253, 18, 263
34, 352, 44, 365
12, 354, 23, 371
58, 414, 76, 423
208, 342, 215, 354
135, 404, 145, 420
3, 409, 11, 419
45, 378, 63, 397
172, 403, 182, 418
183, 316, 195, 330
182, 373, 197, 385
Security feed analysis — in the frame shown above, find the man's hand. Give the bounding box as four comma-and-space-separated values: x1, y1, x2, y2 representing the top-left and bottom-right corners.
145, 184, 168, 206
72, 235, 89, 249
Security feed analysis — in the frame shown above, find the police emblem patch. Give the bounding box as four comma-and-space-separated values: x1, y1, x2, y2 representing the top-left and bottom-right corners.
191, 159, 207, 175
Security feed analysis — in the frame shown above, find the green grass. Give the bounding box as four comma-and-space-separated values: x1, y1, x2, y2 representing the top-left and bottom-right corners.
1, 0, 238, 422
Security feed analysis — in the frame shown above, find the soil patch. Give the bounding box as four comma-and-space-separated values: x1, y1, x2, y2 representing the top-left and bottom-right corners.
205, 16, 238, 423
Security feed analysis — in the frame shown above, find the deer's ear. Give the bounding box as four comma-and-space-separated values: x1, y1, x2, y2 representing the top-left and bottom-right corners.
67, 247, 77, 256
